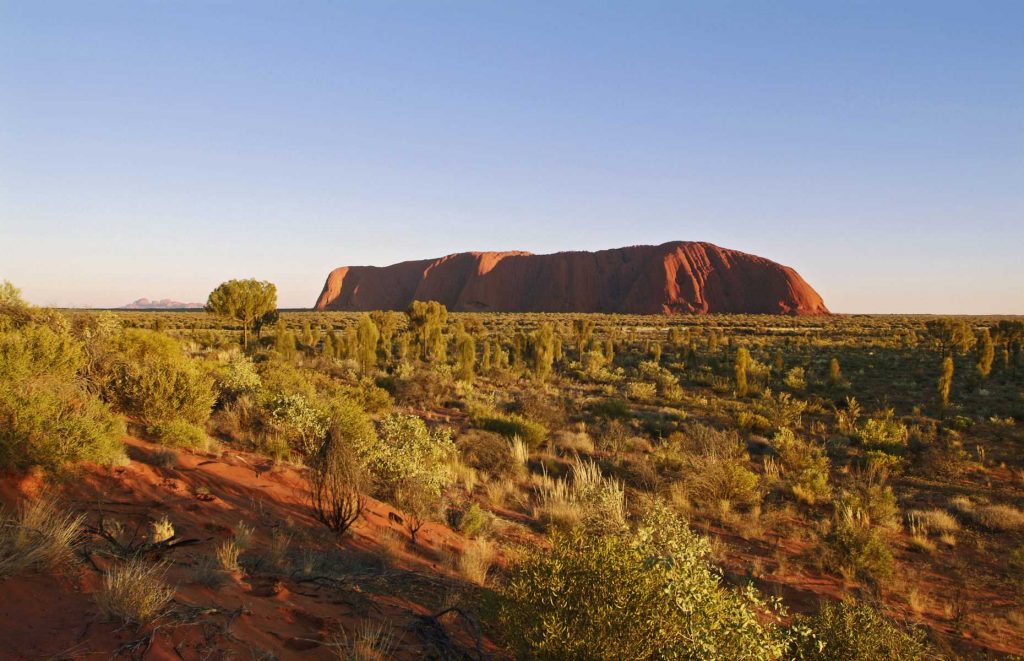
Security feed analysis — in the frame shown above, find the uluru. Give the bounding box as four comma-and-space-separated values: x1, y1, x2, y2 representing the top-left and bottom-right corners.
314, 241, 828, 314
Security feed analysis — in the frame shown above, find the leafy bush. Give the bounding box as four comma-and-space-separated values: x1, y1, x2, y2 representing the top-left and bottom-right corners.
456, 502, 492, 538
0, 320, 127, 469
774, 429, 832, 505
475, 412, 547, 450
458, 430, 516, 479
105, 329, 216, 425
370, 413, 455, 501
215, 351, 261, 400
858, 413, 909, 454
147, 419, 209, 450
791, 600, 928, 660
265, 393, 329, 455
825, 506, 893, 582
494, 502, 788, 659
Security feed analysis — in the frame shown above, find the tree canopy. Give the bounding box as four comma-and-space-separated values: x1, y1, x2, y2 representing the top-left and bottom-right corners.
205, 279, 277, 348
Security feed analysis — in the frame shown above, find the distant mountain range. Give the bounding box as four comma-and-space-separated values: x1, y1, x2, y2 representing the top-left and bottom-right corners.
315, 241, 829, 315
121, 298, 204, 310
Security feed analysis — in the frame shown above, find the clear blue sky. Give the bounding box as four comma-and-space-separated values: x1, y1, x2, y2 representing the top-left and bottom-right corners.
2, 1, 1021, 312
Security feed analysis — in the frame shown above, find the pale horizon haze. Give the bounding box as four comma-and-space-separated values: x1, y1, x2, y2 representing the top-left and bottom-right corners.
2, 2, 1022, 313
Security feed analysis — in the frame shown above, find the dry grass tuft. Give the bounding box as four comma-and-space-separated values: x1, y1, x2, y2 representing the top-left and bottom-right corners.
95, 558, 175, 625
0, 498, 83, 578
327, 619, 398, 660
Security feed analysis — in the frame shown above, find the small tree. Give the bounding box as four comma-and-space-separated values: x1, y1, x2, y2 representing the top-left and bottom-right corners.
735, 347, 751, 397
205, 279, 277, 349
355, 314, 380, 374
829, 357, 842, 386
455, 326, 476, 382
938, 356, 954, 408
530, 323, 556, 381
976, 327, 994, 379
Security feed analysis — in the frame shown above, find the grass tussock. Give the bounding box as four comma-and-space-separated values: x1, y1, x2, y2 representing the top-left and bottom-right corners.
95, 558, 175, 625
0, 498, 83, 579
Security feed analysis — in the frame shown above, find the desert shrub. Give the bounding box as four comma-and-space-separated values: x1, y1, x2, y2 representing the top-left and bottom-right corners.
773, 428, 832, 505
474, 412, 547, 450
341, 378, 393, 415
308, 427, 367, 536
105, 329, 216, 425
825, 506, 893, 583
784, 366, 807, 391
265, 393, 329, 456
687, 457, 762, 511
790, 600, 928, 660
655, 425, 762, 511
95, 558, 175, 625
458, 430, 516, 479
146, 448, 177, 469
588, 397, 631, 420
759, 389, 807, 430
1010, 546, 1024, 582
215, 351, 261, 400
0, 499, 84, 578
147, 418, 209, 450
494, 502, 788, 659
842, 483, 899, 529
0, 322, 127, 469
370, 413, 455, 501
456, 539, 494, 586
626, 380, 658, 401
456, 502, 492, 538
858, 412, 909, 454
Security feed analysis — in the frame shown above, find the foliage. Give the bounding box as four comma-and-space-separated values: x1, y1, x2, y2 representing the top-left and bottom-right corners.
790, 600, 928, 660
774, 428, 832, 505
308, 427, 367, 536
104, 329, 216, 425
266, 393, 329, 456
369, 413, 455, 501
147, 418, 209, 450
474, 411, 547, 450
494, 502, 788, 660
205, 279, 278, 348
0, 313, 126, 469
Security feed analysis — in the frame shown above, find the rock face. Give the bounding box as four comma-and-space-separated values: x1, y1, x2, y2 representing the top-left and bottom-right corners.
314, 241, 828, 315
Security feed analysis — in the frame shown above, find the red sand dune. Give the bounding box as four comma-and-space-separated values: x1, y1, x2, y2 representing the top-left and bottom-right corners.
314, 241, 828, 314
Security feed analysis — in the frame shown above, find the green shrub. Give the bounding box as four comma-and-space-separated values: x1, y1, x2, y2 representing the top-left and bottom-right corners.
264, 393, 329, 455
475, 412, 547, 450
858, 413, 909, 454
105, 329, 215, 425
773, 429, 831, 505
0, 322, 126, 469
493, 502, 787, 659
458, 430, 516, 479
147, 419, 209, 450
369, 413, 455, 501
791, 600, 928, 660
215, 352, 261, 400
825, 506, 893, 583
456, 502, 492, 538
